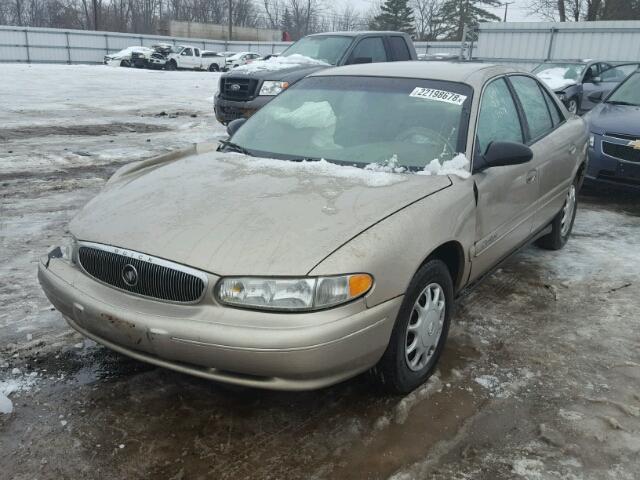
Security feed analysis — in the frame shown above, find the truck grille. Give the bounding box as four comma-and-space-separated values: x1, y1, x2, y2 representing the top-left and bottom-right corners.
603, 141, 640, 163
220, 77, 258, 101
78, 243, 207, 303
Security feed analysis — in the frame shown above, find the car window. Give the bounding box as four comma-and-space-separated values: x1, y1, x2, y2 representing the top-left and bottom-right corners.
510, 76, 554, 141
194, 48, 200, 56
476, 78, 524, 154
541, 87, 563, 126
583, 64, 598, 83
388, 37, 411, 61
350, 37, 388, 63
183, 48, 193, 56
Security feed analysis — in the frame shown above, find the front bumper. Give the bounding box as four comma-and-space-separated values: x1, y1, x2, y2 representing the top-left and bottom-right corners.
38, 257, 401, 390
214, 94, 273, 125
585, 135, 640, 190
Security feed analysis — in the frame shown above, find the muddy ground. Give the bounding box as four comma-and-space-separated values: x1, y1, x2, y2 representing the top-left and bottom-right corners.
1, 65, 640, 480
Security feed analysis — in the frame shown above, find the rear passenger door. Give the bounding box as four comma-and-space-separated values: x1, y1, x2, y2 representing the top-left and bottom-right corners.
508, 75, 575, 230
470, 77, 539, 281
348, 37, 388, 64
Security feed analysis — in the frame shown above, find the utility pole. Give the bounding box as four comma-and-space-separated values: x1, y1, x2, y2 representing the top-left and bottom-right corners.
502, 2, 514, 22
228, 0, 233, 41
92, 0, 98, 30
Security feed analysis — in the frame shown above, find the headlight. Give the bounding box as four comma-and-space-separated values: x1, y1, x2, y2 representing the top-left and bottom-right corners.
589, 134, 595, 148
61, 237, 78, 263
259, 81, 289, 96
216, 274, 373, 311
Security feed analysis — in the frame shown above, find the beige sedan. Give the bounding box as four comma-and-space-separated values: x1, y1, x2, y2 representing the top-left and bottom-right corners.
39, 62, 588, 393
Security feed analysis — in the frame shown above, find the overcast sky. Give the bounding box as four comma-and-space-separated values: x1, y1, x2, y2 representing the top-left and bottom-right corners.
346, 0, 544, 23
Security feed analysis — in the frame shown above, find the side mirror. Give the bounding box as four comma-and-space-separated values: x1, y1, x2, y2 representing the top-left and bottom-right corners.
592, 76, 602, 83
588, 90, 604, 103
350, 57, 373, 65
475, 141, 533, 173
226, 118, 247, 137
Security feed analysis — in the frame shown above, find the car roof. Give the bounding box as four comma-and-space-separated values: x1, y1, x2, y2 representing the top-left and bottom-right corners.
308, 31, 409, 38
310, 61, 520, 87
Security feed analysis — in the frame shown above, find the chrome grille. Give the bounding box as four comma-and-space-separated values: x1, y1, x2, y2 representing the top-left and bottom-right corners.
78, 243, 207, 303
220, 77, 258, 101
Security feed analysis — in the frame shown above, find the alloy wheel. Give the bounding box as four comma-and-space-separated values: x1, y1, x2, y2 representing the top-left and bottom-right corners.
405, 283, 446, 372
561, 184, 577, 237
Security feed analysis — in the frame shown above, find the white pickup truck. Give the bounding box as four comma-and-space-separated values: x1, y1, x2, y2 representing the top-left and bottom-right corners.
165, 45, 226, 72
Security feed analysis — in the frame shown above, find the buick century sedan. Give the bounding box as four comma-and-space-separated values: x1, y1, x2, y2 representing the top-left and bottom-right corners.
39, 63, 588, 393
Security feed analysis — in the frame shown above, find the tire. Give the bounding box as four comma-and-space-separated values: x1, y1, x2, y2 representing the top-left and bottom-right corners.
536, 177, 578, 250
371, 259, 453, 394
166, 60, 177, 71
209, 64, 220, 72
566, 97, 579, 115
120, 59, 131, 68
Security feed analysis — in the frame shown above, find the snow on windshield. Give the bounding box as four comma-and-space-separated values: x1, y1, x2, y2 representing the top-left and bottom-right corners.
233, 54, 329, 74
417, 153, 471, 179
223, 154, 406, 188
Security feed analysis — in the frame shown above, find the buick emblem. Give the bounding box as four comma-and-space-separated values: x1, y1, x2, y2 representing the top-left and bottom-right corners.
628, 139, 640, 151
230, 84, 241, 92
122, 264, 139, 287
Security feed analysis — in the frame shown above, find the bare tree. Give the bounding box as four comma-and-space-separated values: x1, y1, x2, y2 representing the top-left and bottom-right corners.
412, 0, 444, 40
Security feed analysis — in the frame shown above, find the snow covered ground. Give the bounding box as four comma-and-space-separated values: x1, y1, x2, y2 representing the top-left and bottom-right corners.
1, 64, 640, 480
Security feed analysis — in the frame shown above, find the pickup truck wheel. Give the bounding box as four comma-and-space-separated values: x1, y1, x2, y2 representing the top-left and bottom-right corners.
371, 259, 452, 394
166, 60, 177, 71
536, 179, 578, 250
209, 64, 220, 72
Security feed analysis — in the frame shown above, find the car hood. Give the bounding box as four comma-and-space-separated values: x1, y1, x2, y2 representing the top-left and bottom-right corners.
536, 75, 577, 92
587, 103, 640, 136
225, 64, 329, 83
70, 146, 451, 276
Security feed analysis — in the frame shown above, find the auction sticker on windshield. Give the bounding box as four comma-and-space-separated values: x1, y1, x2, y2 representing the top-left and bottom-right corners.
410, 87, 467, 105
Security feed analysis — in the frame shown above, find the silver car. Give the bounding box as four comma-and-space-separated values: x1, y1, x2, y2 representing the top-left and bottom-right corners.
38, 62, 588, 393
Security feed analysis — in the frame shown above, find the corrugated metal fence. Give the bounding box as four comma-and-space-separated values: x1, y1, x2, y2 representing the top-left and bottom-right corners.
474, 21, 640, 70
0, 25, 461, 64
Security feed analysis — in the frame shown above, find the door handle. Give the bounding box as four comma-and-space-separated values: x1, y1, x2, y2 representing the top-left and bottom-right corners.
568, 145, 577, 155
526, 169, 538, 184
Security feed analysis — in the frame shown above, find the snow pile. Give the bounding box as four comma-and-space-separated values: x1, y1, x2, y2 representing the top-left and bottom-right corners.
226, 155, 407, 187
108, 46, 154, 60
536, 68, 577, 91
418, 153, 471, 179
364, 154, 407, 173
394, 374, 443, 424
512, 458, 545, 479
475, 374, 501, 391
0, 370, 39, 415
233, 54, 328, 73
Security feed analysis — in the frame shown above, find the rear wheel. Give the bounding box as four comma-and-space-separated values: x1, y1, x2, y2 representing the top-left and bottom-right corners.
209, 63, 220, 72
536, 179, 578, 250
371, 259, 453, 394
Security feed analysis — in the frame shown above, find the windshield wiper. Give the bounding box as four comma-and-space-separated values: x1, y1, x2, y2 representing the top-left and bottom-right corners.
606, 100, 640, 107
218, 139, 252, 156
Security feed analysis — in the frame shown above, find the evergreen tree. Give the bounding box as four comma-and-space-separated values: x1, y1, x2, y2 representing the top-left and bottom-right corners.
281, 8, 293, 36
439, 0, 501, 40
370, 0, 416, 35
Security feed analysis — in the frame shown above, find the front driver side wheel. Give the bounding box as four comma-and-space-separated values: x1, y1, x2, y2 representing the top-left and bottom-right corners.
371, 259, 453, 394
566, 98, 579, 115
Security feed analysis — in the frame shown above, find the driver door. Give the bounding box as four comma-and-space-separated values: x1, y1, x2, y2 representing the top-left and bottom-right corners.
470, 77, 539, 282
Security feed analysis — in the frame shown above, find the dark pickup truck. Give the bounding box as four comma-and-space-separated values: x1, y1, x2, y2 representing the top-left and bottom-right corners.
214, 31, 417, 125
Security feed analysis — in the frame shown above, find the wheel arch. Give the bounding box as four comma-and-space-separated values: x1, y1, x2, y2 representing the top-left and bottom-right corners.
418, 241, 466, 293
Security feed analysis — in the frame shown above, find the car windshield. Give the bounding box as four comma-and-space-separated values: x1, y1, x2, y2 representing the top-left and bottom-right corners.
606, 72, 640, 106
281, 36, 353, 65
230, 76, 472, 170
172, 46, 184, 54
533, 63, 586, 81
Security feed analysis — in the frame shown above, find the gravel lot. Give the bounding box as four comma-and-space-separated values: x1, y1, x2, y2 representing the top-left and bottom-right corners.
1, 64, 639, 480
